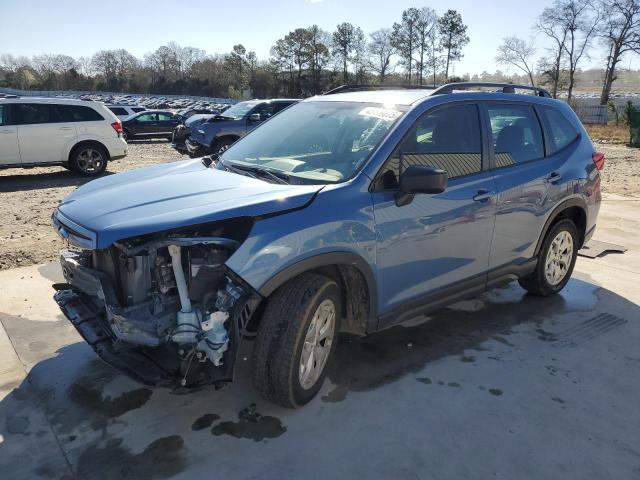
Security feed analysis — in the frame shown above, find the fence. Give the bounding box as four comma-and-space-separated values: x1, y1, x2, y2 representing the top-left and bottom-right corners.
570, 104, 608, 125
0, 87, 237, 105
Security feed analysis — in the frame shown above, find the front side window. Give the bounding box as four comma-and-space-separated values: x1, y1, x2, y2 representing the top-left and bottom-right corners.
220, 101, 405, 183
542, 107, 579, 154
377, 104, 483, 189
487, 104, 544, 167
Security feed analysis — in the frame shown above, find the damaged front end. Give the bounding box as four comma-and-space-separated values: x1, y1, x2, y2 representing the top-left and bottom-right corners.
54, 218, 261, 388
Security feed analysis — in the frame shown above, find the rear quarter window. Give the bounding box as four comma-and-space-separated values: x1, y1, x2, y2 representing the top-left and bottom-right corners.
542, 107, 580, 154
108, 107, 128, 116
63, 105, 104, 122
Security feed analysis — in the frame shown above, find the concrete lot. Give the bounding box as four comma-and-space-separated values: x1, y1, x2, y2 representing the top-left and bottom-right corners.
0, 194, 639, 480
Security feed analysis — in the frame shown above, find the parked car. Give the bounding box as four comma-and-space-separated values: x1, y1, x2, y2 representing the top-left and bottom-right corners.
176, 107, 220, 121
171, 113, 219, 154
121, 110, 181, 141
106, 104, 146, 120
52, 83, 602, 408
185, 99, 298, 157
0, 97, 127, 175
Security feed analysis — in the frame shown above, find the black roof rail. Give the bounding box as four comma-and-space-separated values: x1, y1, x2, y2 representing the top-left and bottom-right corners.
431, 82, 551, 98
323, 84, 436, 95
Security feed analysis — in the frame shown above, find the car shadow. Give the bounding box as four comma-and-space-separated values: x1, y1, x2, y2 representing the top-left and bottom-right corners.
125, 139, 171, 144
0, 169, 114, 193
0, 276, 638, 478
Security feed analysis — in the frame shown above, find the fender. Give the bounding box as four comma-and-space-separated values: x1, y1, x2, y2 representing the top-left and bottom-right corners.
258, 251, 378, 332
533, 196, 588, 255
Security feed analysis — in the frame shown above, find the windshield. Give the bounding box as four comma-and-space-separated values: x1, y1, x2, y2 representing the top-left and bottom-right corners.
219, 101, 405, 183
220, 101, 256, 120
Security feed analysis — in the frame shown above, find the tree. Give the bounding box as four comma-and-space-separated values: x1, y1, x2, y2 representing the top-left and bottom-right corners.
307, 25, 330, 94
369, 29, 396, 82
332, 22, 364, 84
414, 7, 438, 85
391, 8, 420, 83
599, 0, 640, 104
438, 9, 469, 79
539, 0, 601, 101
496, 36, 537, 86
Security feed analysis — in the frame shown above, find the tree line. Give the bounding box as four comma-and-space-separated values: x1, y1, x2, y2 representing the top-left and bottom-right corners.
1, 1, 639, 106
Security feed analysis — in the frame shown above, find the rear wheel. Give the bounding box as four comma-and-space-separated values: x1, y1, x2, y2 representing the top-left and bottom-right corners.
519, 219, 578, 296
252, 272, 341, 408
70, 144, 108, 176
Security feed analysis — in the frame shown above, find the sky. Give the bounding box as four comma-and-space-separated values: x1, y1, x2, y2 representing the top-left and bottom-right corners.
0, 0, 618, 76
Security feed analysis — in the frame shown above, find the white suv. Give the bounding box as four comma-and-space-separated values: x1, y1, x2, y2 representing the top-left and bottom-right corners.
0, 97, 127, 175
106, 104, 146, 120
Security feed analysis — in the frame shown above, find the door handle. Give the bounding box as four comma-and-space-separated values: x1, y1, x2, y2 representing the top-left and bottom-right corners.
0, 130, 15, 134
59, 126, 73, 131
473, 189, 494, 202
546, 172, 562, 184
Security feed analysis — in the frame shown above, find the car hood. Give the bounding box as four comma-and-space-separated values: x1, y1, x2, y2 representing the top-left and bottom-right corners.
185, 114, 216, 127
57, 159, 323, 249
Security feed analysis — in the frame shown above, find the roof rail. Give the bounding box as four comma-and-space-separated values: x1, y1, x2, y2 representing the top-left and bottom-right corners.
431, 82, 551, 97
323, 84, 436, 95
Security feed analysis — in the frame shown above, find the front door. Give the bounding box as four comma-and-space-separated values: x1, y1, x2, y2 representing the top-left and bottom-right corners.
370, 103, 497, 324
0, 104, 20, 165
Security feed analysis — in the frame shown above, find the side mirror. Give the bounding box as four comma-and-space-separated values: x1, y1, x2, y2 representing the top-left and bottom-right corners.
248, 113, 261, 122
396, 165, 447, 207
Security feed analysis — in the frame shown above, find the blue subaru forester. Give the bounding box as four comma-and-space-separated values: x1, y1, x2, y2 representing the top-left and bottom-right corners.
53, 83, 603, 407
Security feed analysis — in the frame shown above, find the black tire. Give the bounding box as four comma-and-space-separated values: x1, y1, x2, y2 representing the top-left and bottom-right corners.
211, 138, 235, 155
70, 144, 108, 176
519, 219, 579, 296
252, 272, 341, 408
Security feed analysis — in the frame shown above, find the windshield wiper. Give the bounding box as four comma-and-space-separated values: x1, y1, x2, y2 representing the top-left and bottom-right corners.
250, 166, 290, 185
222, 162, 260, 180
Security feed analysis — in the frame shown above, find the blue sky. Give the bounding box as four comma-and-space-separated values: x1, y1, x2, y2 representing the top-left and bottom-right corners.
0, 0, 616, 75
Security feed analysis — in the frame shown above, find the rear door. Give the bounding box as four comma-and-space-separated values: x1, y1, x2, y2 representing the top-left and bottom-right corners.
371, 103, 497, 323
0, 103, 20, 165
156, 112, 179, 135
130, 112, 157, 135
483, 102, 561, 269
16, 103, 76, 164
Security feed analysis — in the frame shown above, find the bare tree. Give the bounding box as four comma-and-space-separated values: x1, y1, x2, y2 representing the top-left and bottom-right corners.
307, 25, 330, 94
599, 0, 640, 104
369, 29, 396, 82
496, 36, 537, 86
539, 0, 601, 101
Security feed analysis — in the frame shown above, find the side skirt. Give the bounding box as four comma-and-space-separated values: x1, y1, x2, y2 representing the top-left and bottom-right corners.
376, 257, 537, 331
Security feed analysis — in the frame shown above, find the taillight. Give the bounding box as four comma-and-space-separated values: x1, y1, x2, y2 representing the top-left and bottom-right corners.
111, 121, 123, 135
592, 151, 605, 170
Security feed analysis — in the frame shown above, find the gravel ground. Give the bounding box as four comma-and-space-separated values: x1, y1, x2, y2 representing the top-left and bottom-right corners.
0, 140, 638, 271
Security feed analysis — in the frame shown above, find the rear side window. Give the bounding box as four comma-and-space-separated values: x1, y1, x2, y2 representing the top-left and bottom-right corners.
487, 105, 544, 167
542, 108, 579, 154
0, 105, 5, 126
378, 104, 483, 189
109, 107, 128, 116
65, 105, 104, 122
157, 113, 174, 121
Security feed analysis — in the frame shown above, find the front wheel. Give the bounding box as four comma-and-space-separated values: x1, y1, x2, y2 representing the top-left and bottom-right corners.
211, 138, 235, 155
252, 273, 341, 408
519, 219, 579, 296
70, 145, 108, 176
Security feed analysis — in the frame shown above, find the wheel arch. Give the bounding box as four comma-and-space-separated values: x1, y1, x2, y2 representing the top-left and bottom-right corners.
68, 140, 111, 163
534, 198, 588, 255
258, 252, 378, 336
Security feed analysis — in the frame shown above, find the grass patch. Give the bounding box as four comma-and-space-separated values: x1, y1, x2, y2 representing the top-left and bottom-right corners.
585, 124, 630, 144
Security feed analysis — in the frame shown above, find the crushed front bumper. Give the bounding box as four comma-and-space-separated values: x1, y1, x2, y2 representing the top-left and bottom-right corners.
54, 289, 179, 386
185, 138, 206, 157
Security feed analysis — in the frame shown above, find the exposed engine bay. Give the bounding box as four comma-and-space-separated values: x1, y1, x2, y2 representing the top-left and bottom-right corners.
54, 218, 260, 388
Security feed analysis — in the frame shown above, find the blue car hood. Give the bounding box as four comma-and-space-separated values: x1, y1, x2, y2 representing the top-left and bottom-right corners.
57, 159, 323, 249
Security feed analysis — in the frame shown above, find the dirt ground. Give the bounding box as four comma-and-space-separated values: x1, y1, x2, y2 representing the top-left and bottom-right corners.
0, 140, 638, 271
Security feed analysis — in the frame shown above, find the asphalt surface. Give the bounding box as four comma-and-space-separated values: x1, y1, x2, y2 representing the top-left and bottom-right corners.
0, 194, 638, 479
